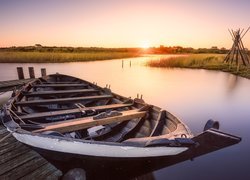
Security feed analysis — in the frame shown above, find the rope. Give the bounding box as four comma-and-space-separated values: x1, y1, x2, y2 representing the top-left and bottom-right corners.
0, 131, 14, 143
8, 108, 25, 124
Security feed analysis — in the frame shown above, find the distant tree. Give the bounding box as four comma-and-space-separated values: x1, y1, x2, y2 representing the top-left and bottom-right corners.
35, 44, 42, 47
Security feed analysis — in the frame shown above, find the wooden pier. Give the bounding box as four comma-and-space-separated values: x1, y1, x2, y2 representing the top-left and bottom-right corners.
0, 67, 63, 179
0, 125, 62, 179
0, 67, 47, 93
0, 79, 34, 93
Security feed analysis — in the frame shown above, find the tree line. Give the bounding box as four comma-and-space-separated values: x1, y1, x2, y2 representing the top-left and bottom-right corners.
0, 45, 234, 54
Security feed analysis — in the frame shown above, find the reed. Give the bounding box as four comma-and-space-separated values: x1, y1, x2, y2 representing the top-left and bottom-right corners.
0, 51, 140, 63
147, 54, 250, 79
147, 54, 224, 68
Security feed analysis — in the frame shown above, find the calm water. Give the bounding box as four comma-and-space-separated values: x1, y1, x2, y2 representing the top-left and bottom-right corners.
0, 55, 249, 179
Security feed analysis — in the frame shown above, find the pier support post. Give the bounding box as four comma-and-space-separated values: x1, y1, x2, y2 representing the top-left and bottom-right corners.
28, 67, 35, 78
17, 67, 24, 80
41, 68, 46, 77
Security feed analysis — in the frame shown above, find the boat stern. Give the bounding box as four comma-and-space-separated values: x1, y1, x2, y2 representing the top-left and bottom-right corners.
189, 128, 241, 159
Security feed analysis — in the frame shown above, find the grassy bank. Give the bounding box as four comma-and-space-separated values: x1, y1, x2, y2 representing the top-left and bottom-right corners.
147, 54, 250, 79
0, 51, 140, 63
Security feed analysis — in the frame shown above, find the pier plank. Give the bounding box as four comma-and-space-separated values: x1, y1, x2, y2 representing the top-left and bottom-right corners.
0, 79, 33, 92
0, 150, 38, 175
0, 125, 62, 179
0, 137, 18, 148
0, 140, 25, 156
20, 163, 62, 180
0, 128, 8, 135
0, 157, 47, 179
0, 146, 30, 165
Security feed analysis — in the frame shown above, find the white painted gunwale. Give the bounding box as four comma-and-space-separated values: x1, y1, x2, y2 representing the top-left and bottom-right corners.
13, 132, 188, 158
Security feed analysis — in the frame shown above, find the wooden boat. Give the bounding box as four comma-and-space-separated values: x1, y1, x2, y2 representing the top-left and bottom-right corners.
1, 74, 241, 179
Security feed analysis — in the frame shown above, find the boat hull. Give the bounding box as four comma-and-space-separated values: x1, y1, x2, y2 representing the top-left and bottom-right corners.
1, 73, 241, 179
24, 128, 241, 179
29, 146, 190, 179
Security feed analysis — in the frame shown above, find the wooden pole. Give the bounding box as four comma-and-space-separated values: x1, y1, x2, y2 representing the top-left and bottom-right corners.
130, 60, 131, 67
17, 67, 24, 80
122, 60, 124, 68
237, 63, 240, 72
41, 68, 46, 77
28, 67, 35, 78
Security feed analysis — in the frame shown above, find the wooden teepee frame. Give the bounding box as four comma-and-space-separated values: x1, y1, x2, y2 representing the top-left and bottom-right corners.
224, 27, 250, 67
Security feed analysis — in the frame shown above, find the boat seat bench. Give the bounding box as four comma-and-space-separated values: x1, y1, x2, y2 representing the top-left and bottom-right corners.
33, 110, 146, 133
15, 95, 113, 106
18, 103, 133, 120
32, 84, 88, 88
23, 89, 99, 97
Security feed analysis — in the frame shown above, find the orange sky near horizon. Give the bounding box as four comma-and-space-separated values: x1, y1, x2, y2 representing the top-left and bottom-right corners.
0, 0, 250, 49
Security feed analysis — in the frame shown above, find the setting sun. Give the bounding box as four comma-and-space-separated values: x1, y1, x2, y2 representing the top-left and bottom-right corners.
140, 41, 150, 49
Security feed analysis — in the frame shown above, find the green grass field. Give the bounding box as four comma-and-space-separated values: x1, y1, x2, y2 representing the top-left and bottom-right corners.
147, 54, 250, 79
0, 51, 140, 63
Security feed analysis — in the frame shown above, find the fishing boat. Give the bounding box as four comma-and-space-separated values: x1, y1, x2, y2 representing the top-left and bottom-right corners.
1, 74, 241, 179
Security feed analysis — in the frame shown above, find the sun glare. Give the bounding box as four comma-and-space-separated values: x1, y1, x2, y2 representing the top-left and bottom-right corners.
140, 41, 150, 49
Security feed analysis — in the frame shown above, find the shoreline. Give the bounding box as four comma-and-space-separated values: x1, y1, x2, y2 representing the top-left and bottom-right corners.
173, 66, 250, 80
147, 54, 250, 80
0, 51, 140, 63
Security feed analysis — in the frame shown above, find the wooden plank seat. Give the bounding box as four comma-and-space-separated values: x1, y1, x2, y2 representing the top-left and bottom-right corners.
15, 95, 113, 106
90, 105, 152, 142
150, 110, 166, 137
42, 81, 82, 84
33, 110, 147, 133
32, 84, 88, 88
24, 89, 99, 97
18, 103, 133, 120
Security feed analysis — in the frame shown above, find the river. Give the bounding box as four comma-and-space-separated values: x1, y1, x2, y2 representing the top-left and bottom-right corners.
0, 55, 249, 179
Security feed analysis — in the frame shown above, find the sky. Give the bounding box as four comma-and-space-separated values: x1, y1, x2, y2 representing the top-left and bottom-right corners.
0, 0, 250, 48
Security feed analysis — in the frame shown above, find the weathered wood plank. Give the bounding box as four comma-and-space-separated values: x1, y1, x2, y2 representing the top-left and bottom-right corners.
0, 146, 30, 165
0, 150, 38, 175
0, 138, 17, 149
16, 95, 113, 106
33, 84, 87, 88
0, 79, 33, 92
46, 171, 63, 179
0, 141, 25, 156
19, 103, 133, 120
34, 110, 146, 133
43, 81, 81, 84
19, 163, 62, 180
0, 126, 61, 179
150, 110, 166, 137
24, 89, 99, 97
0, 157, 47, 179
0, 127, 8, 135
0, 136, 17, 148
0, 79, 32, 88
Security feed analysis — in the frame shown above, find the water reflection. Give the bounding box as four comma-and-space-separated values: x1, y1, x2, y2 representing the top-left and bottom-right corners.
0, 55, 249, 179
225, 73, 239, 93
